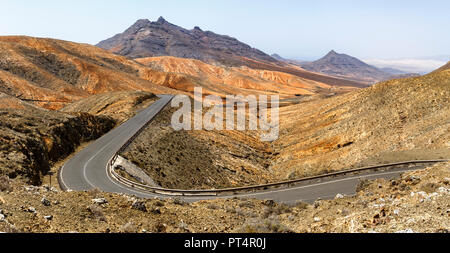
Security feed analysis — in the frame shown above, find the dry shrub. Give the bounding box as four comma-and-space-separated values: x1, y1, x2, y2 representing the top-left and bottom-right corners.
120, 222, 137, 233
87, 188, 102, 197
87, 204, 106, 222
234, 217, 292, 233
0, 176, 12, 192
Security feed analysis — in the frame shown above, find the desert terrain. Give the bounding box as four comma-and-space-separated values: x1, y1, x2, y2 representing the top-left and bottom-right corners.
0, 22, 448, 233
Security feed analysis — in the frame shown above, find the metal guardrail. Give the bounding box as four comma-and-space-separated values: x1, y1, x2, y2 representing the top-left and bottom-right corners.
109, 156, 449, 196
104, 96, 450, 197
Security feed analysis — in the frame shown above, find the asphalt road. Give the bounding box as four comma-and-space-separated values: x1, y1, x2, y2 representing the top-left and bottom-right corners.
59, 95, 174, 193
59, 95, 433, 203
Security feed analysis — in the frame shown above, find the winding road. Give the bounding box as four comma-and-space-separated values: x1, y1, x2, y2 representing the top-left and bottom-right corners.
59, 95, 445, 203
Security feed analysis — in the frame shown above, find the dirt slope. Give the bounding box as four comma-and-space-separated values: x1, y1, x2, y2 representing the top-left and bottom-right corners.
136, 56, 338, 97
271, 64, 450, 179
0, 36, 174, 109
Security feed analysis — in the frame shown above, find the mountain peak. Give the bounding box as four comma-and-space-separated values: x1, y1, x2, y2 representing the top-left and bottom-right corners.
326, 50, 339, 56
96, 18, 278, 66
302, 50, 392, 84
133, 19, 151, 26
156, 16, 167, 24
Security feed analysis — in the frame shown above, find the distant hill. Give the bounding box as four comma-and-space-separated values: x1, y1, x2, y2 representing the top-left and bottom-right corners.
301, 50, 393, 84
271, 54, 308, 66
97, 17, 279, 67
97, 18, 367, 88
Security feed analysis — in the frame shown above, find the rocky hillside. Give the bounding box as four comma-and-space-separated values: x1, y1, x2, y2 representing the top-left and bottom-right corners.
271, 63, 450, 179
0, 36, 174, 109
61, 91, 158, 123
0, 93, 115, 185
97, 17, 279, 67
136, 56, 340, 97
301, 50, 392, 84
121, 104, 276, 190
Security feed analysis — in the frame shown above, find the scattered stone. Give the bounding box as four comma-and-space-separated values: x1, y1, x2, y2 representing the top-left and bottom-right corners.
41, 197, 51, 206
396, 229, 415, 233
263, 200, 275, 207
335, 193, 344, 199
92, 198, 108, 205
438, 187, 449, 194
131, 200, 147, 212
150, 207, 161, 214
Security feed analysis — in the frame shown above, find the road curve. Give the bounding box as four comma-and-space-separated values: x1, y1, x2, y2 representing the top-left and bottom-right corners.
59, 95, 445, 203
59, 95, 174, 193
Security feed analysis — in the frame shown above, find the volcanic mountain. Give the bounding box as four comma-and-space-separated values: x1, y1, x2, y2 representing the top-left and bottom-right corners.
97, 18, 367, 88
97, 17, 279, 67
301, 50, 393, 84
0, 36, 349, 112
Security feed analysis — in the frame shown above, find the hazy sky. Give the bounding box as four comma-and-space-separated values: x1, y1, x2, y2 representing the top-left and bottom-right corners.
1, 0, 449, 60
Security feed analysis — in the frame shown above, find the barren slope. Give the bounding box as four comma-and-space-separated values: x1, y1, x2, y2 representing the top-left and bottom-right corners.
137, 56, 336, 97
0, 36, 174, 109
61, 91, 158, 123
271, 65, 450, 179
121, 105, 276, 190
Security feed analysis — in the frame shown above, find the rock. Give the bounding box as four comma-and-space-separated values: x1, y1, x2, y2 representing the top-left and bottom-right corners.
263, 200, 275, 207
27, 207, 36, 213
92, 198, 108, 205
0, 213, 5, 221
44, 215, 53, 221
395, 229, 415, 233
41, 197, 51, 206
151, 207, 161, 214
438, 187, 449, 194
335, 193, 344, 199
313, 217, 321, 222
131, 200, 147, 212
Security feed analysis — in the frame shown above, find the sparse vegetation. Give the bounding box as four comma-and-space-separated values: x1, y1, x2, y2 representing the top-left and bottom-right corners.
0, 175, 12, 192
87, 204, 107, 222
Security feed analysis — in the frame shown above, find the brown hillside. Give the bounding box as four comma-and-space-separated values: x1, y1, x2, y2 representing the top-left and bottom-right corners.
272, 66, 450, 179
136, 56, 344, 98
0, 36, 174, 109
